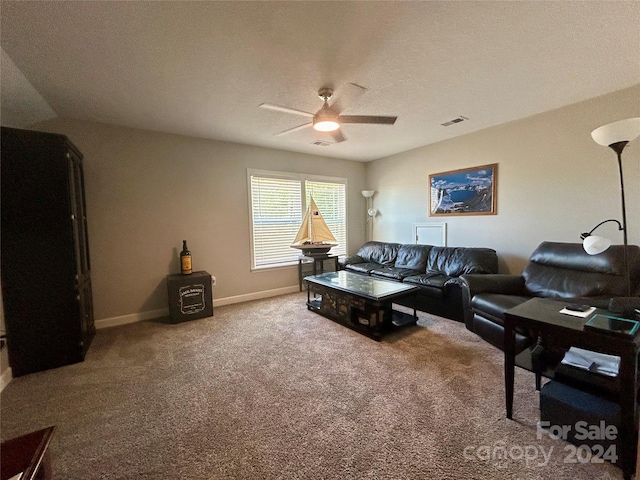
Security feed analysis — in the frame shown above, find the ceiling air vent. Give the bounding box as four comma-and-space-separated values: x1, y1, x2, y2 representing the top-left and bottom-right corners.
441, 116, 468, 127
311, 140, 332, 147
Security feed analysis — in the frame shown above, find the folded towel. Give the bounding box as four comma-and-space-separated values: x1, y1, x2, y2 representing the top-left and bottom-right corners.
560, 347, 620, 377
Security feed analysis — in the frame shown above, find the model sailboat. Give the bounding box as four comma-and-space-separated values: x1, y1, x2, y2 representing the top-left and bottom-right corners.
290, 197, 338, 255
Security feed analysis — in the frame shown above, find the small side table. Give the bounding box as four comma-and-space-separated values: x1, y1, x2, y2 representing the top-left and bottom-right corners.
298, 254, 339, 291
167, 271, 214, 323
504, 297, 639, 480
1, 426, 56, 480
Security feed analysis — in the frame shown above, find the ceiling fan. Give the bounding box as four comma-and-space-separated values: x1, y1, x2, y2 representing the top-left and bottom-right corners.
259, 84, 397, 143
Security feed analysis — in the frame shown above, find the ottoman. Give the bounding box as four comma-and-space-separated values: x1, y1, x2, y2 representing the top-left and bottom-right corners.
540, 380, 621, 463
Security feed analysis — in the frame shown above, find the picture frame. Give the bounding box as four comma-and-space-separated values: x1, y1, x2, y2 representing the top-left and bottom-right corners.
429, 163, 497, 216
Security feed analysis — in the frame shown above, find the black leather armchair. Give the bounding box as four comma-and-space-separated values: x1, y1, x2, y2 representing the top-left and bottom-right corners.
458, 241, 640, 353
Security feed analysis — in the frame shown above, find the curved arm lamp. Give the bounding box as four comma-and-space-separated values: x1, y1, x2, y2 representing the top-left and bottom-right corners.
580, 219, 623, 255
584, 117, 640, 297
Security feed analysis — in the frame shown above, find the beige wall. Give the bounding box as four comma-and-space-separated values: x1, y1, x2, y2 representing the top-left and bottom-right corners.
29, 120, 367, 322
1, 86, 638, 382
13, 84, 640, 326
367, 85, 640, 273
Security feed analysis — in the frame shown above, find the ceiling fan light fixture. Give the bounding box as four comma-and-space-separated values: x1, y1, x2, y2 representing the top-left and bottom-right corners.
261, 83, 396, 139
313, 119, 340, 132
313, 102, 340, 132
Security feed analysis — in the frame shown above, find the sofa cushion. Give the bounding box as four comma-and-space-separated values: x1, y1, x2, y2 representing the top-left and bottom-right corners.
395, 244, 431, 271
338, 255, 364, 268
427, 247, 498, 277
415, 285, 445, 299
472, 314, 533, 353
523, 242, 640, 298
345, 263, 380, 274
471, 293, 531, 325
355, 241, 401, 266
370, 267, 422, 281
403, 273, 452, 299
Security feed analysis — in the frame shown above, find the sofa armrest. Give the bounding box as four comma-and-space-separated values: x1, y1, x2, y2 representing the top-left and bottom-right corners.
338, 255, 364, 269
442, 278, 470, 322
451, 275, 525, 331
458, 274, 525, 298
446, 278, 472, 330
607, 296, 640, 316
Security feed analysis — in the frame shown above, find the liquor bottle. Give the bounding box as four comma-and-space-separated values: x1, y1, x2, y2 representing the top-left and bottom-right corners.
180, 240, 192, 275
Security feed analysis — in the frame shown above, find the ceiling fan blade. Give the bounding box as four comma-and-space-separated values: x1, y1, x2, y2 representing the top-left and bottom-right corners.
330, 130, 346, 143
274, 122, 313, 136
332, 83, 366, 113
339, 115, 397, 125
259, 103, 314, 118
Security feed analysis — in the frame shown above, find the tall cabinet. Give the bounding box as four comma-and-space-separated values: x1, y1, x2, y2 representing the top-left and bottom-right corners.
1, 127, 95, 377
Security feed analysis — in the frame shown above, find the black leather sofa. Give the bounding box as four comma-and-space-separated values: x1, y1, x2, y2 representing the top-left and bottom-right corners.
457, 241, 640, 353
339, 241, 498, 322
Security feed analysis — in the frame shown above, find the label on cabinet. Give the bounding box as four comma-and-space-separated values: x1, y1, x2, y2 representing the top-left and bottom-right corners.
179, 284, 206, 314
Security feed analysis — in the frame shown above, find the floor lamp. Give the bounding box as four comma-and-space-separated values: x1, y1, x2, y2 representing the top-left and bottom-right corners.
361, 190, 376, 241
581, 117, 640, 297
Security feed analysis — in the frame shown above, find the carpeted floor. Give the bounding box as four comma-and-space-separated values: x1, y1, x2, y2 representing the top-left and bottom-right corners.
0, 293, 623, 479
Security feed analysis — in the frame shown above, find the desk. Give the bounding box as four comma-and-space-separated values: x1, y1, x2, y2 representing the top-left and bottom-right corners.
1, 426, 56, 480
298, 254, 339, 291
504, 298, 639, 480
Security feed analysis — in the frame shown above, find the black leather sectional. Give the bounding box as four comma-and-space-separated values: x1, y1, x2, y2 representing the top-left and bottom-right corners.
339, 241, 498, 322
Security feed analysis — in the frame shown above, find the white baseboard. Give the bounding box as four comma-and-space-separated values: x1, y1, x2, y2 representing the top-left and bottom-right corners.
95, 285, 300, 329
0, 366, 13, 392
214, 285, 299, 307
95, 307, 169, 329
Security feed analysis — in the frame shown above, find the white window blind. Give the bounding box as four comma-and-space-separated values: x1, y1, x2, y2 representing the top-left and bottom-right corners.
250, 176, 302, 268
249, 171, 347, 269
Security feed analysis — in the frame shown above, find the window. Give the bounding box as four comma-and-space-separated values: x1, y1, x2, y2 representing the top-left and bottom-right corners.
249, 170, 347, 269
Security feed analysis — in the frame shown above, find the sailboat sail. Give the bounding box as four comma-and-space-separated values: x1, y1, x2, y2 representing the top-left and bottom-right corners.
291, 197, 338, 254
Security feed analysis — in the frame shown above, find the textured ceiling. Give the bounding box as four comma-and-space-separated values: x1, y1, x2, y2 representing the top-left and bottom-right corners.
1, 1, 639, 161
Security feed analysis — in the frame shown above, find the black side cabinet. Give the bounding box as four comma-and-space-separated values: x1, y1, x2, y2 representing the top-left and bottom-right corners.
1, 127, 95, 376
167, 271, 214, 323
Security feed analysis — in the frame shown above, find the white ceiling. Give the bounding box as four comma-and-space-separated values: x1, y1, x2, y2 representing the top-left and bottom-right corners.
1, 1, 639, 162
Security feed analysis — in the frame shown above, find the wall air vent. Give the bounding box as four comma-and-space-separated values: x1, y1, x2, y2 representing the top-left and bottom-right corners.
311, 140, 332, 146
441, 116, 469, 127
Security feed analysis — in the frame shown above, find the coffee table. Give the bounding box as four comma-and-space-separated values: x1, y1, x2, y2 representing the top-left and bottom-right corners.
304, 270, 419, 340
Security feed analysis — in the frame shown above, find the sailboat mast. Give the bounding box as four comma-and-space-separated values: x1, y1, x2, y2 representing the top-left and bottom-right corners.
308, 198, 313, 241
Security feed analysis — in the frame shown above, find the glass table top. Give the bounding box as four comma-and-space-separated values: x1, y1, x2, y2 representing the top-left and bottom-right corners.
304, 270, 419, 301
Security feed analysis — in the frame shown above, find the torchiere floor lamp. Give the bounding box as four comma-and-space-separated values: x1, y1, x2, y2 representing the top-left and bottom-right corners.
361, 190, 376, 241
581, 117, 640, 297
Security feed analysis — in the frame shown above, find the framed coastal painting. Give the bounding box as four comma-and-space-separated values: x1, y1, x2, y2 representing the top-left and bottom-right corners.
429, 163, 497, 216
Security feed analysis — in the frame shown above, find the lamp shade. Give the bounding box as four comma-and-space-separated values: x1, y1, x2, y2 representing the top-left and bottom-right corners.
361, 190, 375, 198
591, 117, 640, 147
313, 103, 340, 132
313, 119, 340, 132
583, 235, 611, 255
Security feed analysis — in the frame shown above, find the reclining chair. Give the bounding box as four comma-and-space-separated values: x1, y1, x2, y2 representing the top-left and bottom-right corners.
458, 241, 640, 355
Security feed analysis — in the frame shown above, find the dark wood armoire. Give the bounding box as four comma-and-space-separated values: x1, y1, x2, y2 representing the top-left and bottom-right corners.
1, 126, 95, 376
